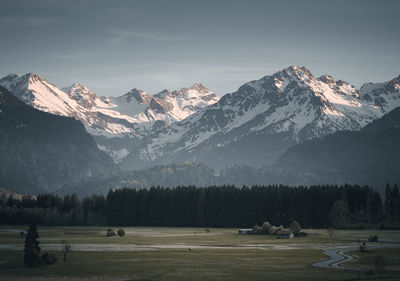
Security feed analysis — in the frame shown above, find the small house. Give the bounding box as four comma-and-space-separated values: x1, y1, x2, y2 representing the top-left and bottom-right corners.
276, 230, 294, 239
238, 229, 254, 235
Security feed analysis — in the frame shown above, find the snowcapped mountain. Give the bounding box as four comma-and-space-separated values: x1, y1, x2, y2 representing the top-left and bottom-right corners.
2, 67, 399, 169
120, 66, 400, 169
0, 73, 219, 162
109, 82, 220, 126
0, 73, 140, 137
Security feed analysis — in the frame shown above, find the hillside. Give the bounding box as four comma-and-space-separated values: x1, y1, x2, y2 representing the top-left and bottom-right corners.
0, 86, 116, 194
271, 107, 400, 187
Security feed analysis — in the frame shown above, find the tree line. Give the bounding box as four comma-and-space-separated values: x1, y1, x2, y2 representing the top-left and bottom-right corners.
1, 184, 399, 228
0, 193, 106, 226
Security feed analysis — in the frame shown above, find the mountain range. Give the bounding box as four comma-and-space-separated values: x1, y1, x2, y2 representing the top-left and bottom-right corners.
121, 66, 400, 169
0, 66, 399, 194
0, 73, 219, 162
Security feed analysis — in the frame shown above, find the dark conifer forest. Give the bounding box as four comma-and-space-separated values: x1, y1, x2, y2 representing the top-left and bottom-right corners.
1, 184, 399, 228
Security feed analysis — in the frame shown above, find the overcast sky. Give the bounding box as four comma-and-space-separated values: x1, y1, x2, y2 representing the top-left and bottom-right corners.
0, 0, 399, 97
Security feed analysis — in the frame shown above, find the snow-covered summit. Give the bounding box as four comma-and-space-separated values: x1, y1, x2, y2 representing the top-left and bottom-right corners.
62, 82, 110, 109
359, 75, 400, 113
111, 83, 220, 125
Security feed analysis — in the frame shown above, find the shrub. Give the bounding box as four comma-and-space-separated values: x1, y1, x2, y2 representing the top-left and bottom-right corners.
289, 220, 302, 236
360, 242, 367, 252
378, 222, 385, 230
41, 252, 57, 265
252, 224, 262, 234
24, 250, 42, 267
106, 228, 116, 237
269, 225, 279, 234
368, 235, 378, 242
117, 228, 125, 237
261, 221, 272, 234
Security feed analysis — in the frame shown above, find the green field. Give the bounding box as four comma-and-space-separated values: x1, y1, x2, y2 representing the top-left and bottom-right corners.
0, 226, 399, 281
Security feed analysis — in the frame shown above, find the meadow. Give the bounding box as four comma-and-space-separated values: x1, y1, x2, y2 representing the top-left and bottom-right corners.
0, 226, 399, 281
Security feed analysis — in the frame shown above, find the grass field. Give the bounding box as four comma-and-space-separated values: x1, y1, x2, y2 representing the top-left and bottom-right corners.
0, 225, 399, 281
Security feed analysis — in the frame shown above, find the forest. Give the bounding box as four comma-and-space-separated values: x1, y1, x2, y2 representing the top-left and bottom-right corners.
1, 184, 399, 229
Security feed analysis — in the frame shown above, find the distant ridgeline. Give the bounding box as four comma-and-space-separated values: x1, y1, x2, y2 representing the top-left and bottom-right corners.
1, 184, 399, 228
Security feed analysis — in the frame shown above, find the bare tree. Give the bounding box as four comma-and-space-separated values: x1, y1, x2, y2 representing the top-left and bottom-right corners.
62, 240, 71, 262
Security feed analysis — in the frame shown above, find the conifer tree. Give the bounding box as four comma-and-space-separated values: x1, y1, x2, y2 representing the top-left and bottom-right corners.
24, 224, 41, 267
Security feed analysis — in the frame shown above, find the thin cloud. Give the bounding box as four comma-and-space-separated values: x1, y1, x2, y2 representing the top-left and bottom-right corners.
0, 16, 59, 27
110, 29, 188, 42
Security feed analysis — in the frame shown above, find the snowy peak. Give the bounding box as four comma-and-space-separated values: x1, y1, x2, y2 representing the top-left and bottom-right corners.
116, 88, 152, 104
189, 82, 209, 92
125, 83, 221, 124
0, 72, 80, 116
318, 74, 336, 85
283, 66, 314, 79
0, 73, 18, 88
154, 89, 171, 99
62, 82, 108, 109
359, 75, 400, 112
154, 83, 216, 100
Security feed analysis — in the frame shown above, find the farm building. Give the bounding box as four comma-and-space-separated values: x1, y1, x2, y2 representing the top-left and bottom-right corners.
276, 230, 294, 239
238, 229, 254, 235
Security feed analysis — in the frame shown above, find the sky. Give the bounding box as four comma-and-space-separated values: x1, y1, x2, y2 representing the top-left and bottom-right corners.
0, 0, 399, 97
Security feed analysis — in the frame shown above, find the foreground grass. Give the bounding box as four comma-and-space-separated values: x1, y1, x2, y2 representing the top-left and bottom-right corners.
0, 248, 358, 281
347, 248, 400, 279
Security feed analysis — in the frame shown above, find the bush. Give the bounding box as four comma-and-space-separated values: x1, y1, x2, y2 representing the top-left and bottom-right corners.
368, 235, 378, 242
252, 224, 262, 234
269, 225, 279, 234
117, 228, 125, 237
261, 221, 272, 234
41, 252, 57, 265
289, 220, 302, 236
24, 250, 42, 267
106, 228, 116, 237
378, 222, 385, 230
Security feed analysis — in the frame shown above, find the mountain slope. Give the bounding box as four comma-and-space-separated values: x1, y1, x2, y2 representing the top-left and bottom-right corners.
270, 107, 400, 187
121, 66, 400, 169
0, 86, 116, 194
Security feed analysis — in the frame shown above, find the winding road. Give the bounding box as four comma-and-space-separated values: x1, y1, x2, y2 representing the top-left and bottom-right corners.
313, 243, 400, 270
313, 247, 358, 270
